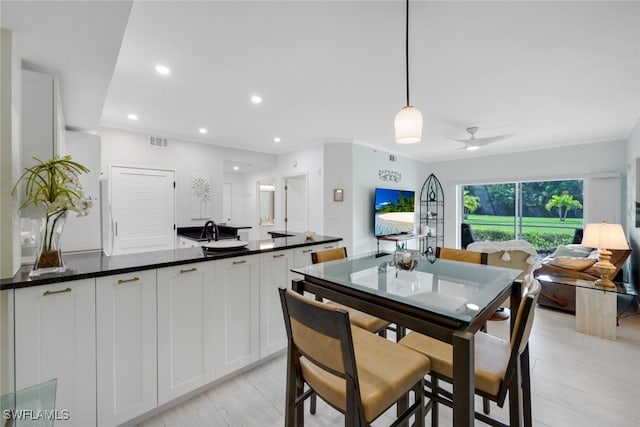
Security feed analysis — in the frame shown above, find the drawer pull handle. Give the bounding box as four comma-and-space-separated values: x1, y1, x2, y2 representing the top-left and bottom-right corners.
324, 246, 334, 249
117, 277, 140, 284
43, 287, 71, 296
180, 267, 198, 274
232, 260, 247, 265
302, 249, 312, 253
273, 254, 285, 258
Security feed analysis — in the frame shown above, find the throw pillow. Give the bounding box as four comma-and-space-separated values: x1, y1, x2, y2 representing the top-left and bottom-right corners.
548, 256, 597, 271
551, 244, 592, 258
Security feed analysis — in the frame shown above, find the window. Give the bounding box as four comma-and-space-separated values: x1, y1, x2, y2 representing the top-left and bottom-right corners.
462, 179, 584, 253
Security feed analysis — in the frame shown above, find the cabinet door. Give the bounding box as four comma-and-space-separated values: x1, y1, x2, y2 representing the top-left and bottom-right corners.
157, 262, 216, 404
15, 279, 96, 427
215, 255, 260, 376
96, 270, 157, 426
259, 250, 293, 357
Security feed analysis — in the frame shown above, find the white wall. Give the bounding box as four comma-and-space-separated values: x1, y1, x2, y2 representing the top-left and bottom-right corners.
99, 127, 276, 227
324, 143, 354, 253
422, 140, 628, 247
351, 144, 425, 255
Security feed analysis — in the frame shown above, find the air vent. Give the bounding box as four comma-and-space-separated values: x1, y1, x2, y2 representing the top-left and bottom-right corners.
389, 154, 397, 162
149, 136, 168, 148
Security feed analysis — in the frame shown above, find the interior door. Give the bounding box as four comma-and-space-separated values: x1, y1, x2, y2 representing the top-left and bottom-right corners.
285, 174, 308, 233
222, 182, 232, 223
111, 166, 175, 255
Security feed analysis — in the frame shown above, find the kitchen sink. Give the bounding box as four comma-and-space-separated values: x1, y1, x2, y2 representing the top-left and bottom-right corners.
268, 232, 294, 238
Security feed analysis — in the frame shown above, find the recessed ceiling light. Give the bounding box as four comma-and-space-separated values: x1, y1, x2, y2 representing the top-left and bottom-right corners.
199, 128, 207, 134
273, 137, 281, 143
250, 95, 262, 104
155, 65, 170, 76
233, 166, 239, 171
127, 114, 138, 121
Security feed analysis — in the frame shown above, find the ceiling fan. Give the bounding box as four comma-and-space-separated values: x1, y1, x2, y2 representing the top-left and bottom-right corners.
448, 126, 513, 151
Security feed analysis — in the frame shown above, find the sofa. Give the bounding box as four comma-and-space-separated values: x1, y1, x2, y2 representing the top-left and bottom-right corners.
534, 244, 632, 312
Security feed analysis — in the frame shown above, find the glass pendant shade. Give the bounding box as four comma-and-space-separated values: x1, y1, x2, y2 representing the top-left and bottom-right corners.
395, 106, 423, 144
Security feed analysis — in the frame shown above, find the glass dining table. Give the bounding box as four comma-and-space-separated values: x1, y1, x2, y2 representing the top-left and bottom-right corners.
291, 252, 523, 427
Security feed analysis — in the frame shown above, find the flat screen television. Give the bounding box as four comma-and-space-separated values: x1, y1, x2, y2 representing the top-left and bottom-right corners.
374, 187, 415, 237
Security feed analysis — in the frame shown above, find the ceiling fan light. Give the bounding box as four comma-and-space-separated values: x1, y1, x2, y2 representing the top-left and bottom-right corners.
466, 145, 480, 151
395, 106, 423, 144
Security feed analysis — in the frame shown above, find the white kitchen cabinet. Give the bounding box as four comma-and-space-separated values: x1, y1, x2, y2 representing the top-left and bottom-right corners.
157, 262, 216, 404
258, 250, 293, 357
214, 255, 260, 376
96, 270, 157, 426
14, 279, 96, 427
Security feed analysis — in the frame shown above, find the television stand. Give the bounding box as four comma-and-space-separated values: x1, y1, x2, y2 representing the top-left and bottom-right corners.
376, 233, 428, 254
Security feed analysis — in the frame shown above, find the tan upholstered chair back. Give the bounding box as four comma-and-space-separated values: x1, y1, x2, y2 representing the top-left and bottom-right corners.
510, 280, 541, 355
436, 247, 488, 265
311, 247, 348, 264
280, 288, 351, 377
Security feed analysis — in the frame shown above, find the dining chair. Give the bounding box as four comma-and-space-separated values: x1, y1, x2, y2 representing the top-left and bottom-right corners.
399, 280, 541, 427
279, 287, 430, 427
311, 247, 390, 335
436, 246, 512, 415
435, 247, 488, 265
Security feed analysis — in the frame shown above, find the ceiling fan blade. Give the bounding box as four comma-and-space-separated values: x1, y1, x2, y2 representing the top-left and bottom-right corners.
472, 134, 515, 146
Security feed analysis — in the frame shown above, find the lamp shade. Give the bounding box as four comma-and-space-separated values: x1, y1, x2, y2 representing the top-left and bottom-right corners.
581, 222, 629, 250
394, 106, 423, 144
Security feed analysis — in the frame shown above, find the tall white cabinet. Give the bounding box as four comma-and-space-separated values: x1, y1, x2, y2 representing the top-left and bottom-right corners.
258, 250, 293, 357
214, 255, 260, 376
157, 262, 216, 404
96, 270, 157, 426
14, 279, 96, 427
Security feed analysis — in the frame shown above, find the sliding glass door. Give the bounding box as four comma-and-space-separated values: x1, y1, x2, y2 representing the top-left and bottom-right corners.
462, 179, 583, 252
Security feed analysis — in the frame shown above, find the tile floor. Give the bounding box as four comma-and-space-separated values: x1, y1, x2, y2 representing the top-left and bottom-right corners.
140, 297, 640, 426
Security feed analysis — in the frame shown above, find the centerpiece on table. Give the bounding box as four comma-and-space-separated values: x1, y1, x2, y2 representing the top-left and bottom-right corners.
12, 155, 92, 276
393, 245, 420, 272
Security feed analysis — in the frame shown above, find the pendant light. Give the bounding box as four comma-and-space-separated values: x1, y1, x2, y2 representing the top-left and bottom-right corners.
395, 0, 422, 144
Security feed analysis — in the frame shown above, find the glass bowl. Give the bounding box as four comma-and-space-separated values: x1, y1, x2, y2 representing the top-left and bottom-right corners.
394, 249, 420, 272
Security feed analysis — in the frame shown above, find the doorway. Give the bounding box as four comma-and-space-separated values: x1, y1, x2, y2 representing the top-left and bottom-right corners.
284, 174, 308, 233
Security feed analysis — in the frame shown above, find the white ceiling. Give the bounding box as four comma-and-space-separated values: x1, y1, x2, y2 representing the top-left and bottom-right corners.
3, 1, 640, 163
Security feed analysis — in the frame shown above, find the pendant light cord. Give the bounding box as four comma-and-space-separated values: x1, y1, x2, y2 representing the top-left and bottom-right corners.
405, 0, 410, 107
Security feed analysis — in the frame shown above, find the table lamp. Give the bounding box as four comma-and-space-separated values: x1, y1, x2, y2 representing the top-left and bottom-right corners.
581, 221, 629, 288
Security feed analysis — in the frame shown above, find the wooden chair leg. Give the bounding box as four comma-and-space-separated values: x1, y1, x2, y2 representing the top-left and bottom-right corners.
431, 377, 439, 427
310, 392, 317, 415
483, 396, 490, 414
396, 390, 409, 427
284, 351, 297, 427
296, 382, 305, 427
414, 379, 425, 427
521, 345, 533, 427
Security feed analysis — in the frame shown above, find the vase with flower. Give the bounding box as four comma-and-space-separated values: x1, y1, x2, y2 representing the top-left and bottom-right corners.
12, 155, 92, 276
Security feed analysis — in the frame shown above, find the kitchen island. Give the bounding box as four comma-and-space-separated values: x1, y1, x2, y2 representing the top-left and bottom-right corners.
1, 232, 341, 290
0, 232, 341, 427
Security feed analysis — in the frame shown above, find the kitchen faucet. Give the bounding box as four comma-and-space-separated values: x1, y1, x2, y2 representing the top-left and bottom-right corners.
200, 220, 218, 241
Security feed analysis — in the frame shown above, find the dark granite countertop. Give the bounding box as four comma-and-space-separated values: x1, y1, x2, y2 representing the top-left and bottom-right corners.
1, 232, 341, 290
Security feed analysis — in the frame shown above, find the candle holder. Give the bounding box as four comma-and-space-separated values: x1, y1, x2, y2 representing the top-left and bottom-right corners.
394, 249, 420, 272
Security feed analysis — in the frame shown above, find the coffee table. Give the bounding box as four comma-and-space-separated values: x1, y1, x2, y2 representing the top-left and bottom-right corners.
536, 274, 637, 340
